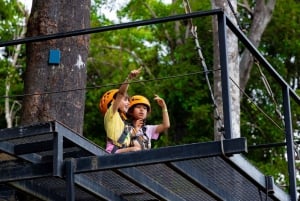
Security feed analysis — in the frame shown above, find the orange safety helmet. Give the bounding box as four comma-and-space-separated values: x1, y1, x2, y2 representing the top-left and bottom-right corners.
129, 95, 151, 112
99, 89, 118, 115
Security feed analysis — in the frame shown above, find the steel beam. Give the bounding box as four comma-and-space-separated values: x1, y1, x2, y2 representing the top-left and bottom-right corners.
0, 141, 15, 155
0, 162, 52, 182
65, 159, 75, 201
54, 122, 106, 156
73, 138, 247, 173
225, 16, 300, 105
74, 174, 126, 201
53, 131, 63, 177
169, 161, 232, 201
227, 154, 290, 201
0, 9, 223, 47
0, 122, 54, 141
218, 11, 232, 139
283, 87, 297, 201
9, 180, 64, 201
19, 153, 43, 163
14, 139, 74, 155
40, 147, 92, 162
117, 167, 185, 201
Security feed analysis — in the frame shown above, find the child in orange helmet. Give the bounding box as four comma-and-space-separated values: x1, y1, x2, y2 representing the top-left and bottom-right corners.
126, 94, 170, 150
99, 68, 142, 154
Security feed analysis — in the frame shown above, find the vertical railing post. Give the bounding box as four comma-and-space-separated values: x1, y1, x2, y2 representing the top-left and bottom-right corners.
65, 159, 75, 201
217, 12, 233, 139
283, 86, 297, 201
53, 131, 63, 177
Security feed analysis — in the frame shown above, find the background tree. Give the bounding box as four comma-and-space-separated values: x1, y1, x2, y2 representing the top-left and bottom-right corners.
211, 0, 276, 140
85, 0, 300, 191
239, 0, 276, 91
21, 0, 91, 134
0, 1, 30, 200
241, 0, 300, 187
1, 0, 299, 194
0, 0, 27, 128
86, 0, 215, 148
211, 0, 240, 140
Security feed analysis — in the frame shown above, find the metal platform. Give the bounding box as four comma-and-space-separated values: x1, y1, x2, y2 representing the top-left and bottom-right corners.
0, 121, 289, 201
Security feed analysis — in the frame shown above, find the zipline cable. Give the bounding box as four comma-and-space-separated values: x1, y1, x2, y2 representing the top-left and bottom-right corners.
3, 66, 287, 146
2, 63, 285, 135
1, 70, 217, 99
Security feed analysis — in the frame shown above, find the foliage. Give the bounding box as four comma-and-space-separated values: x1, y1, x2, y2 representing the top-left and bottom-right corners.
1, 0, 300, 195
240, 0, 300, 189
0, 0, 26, 128
85, 0, 215, 148
85, 0, 300, 191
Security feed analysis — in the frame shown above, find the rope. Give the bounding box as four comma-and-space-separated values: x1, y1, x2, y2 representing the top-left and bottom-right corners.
220, 134, 226, 156
230, 76, 284, 131
226, 0, 245, 32
255, 61, 285, 127
183, 0, 225, 137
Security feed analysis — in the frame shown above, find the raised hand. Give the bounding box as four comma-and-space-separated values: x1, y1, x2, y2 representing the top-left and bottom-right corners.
128, 67, 142, 79
154, 94, 166, 108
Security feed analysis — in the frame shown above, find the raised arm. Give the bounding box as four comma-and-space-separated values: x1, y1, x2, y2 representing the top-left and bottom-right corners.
112, 68, 142, 113
154, 94, 170, 133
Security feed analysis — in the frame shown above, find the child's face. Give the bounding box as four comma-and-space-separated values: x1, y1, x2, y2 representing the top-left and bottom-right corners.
119, 96, 130, 113
132, 104, 148, 120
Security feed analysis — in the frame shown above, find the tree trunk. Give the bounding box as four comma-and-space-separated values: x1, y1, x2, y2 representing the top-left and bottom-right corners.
211, 0, 240, 139
21, 0, 90, 134
239, 0, 276, 91
211, 0, 275, 140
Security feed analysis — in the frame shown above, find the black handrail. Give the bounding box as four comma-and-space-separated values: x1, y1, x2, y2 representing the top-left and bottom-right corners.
0, 8, 297, 200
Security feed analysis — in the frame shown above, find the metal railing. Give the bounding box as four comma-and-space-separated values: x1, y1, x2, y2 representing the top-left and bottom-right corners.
0, 8, 298, 200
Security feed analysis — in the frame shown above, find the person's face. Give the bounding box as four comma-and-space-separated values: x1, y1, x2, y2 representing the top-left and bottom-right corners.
132, 104, 148, 120
119, 96, 130, 113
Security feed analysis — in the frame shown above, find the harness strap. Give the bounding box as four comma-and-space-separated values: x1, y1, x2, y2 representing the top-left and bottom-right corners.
117, 125, 130, 145
112, 124, 150, 153
111, 122, 132, 153
142, 126, 149, 147
134, 126, 149, 150
111, 145, 119, 154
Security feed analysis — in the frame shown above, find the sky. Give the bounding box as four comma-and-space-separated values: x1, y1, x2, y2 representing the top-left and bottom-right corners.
19, 0, 32, 12
18, 0, 120, 21
19, 0, 172, 20
18, 0, 124, 21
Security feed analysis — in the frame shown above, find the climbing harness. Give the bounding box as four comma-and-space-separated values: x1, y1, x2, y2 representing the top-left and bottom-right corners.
183, 0, 225, 139
130, 125, 150, 150
111, 122, 150, 153
111, 122, 132, 153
